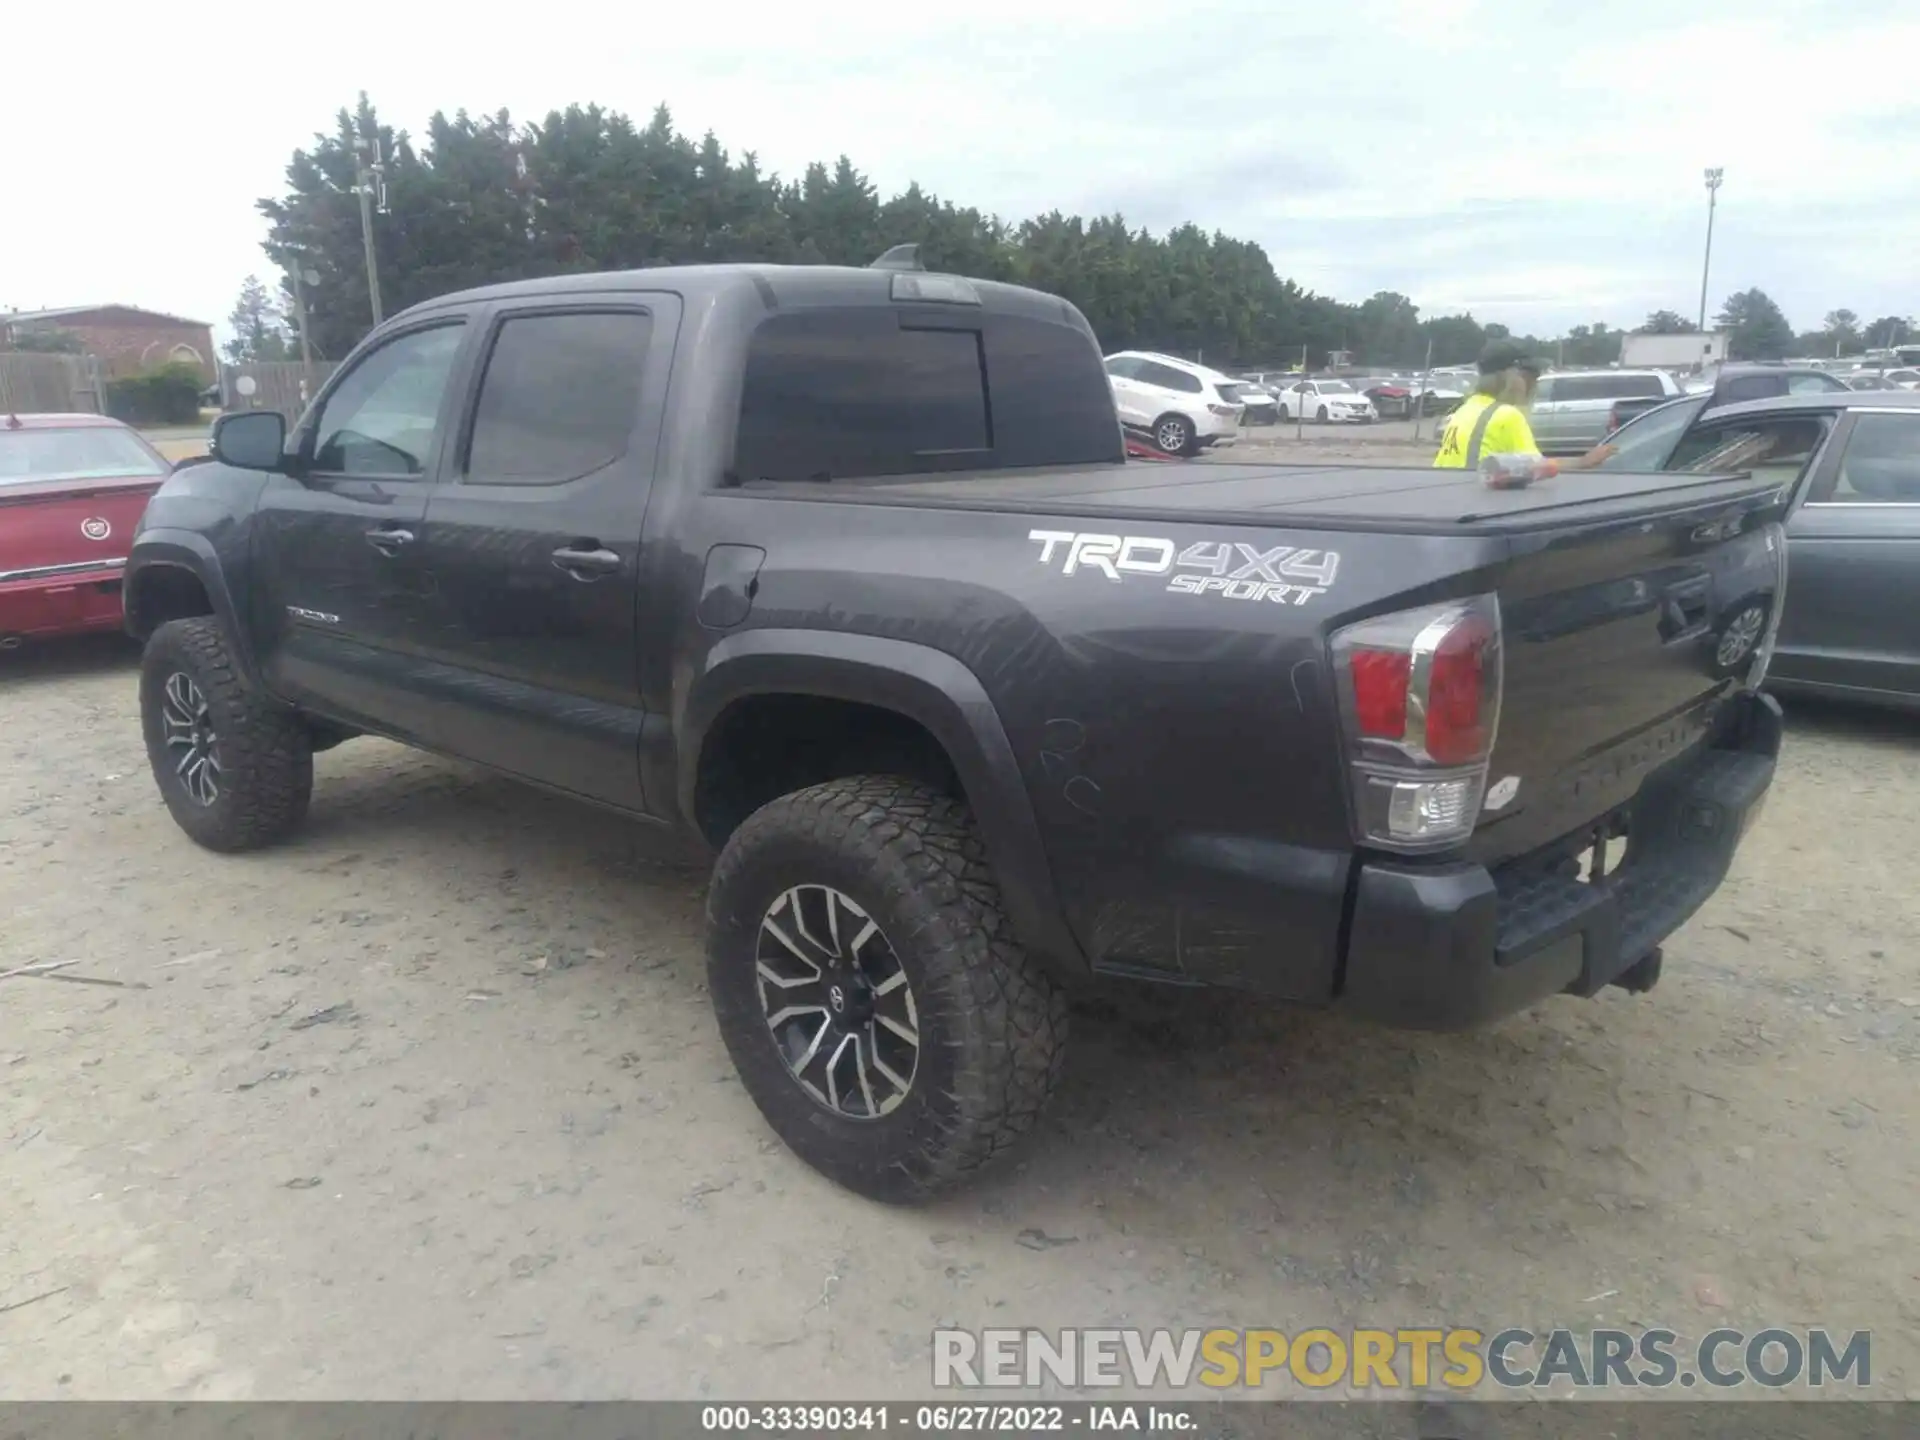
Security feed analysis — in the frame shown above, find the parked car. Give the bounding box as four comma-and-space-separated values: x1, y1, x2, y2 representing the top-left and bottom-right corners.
1846, 374, 1901, 392
1, 412, 171, 648
1414, 379, 1468, 416
1614, 364, 1851, 436
1682, 362, 1851, 400
1882, 368, 1920, 391
1530, 369, 1686, 454
125, 259, 1785, 1201
1222, 377, 1280, 425
1105, 351, 1241, 455
1277, 377, 1376, 423
1602, 390, 1920, 707
1357, 377, 1416, 418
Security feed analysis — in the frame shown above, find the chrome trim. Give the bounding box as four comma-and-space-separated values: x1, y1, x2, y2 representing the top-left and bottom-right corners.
0, 557, 128, 584
1800, 501, 1920, 509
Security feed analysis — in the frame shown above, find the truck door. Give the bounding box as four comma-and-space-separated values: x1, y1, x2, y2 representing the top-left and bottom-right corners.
411, 297, 680, 812
248, 320, 470, 731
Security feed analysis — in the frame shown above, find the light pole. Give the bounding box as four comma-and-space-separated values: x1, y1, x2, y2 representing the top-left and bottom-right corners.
1697, 167, 1724, 333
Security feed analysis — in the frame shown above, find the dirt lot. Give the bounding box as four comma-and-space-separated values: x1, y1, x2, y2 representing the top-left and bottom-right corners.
3, 442, 1916, 1404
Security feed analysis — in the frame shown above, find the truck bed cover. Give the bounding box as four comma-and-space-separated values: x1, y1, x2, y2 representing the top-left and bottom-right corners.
751, 463, 1784, 534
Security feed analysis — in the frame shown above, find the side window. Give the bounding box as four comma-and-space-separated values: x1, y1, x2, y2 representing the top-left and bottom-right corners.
1533, 377, 1557, 402
733, 310, 989, 483
1833, 413, 1920, 501
1668, 416, 1831, 485
1720, 374, 1778, 404
464, 311, 653, 485
1105, 356, 1142, 380
1788, 371, 1847, 394
1171, 368, 1204, 395
1597, 397, 1706, 470
310, 324, 464, 477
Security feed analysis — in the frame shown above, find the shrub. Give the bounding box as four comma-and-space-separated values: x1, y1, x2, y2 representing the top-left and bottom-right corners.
105, 362, 205, 425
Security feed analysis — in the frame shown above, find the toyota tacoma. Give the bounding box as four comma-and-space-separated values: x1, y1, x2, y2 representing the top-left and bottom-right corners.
124, 256, 1786, 1201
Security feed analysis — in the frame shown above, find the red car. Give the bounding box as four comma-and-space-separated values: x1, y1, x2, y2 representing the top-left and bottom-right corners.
1, 412, 172, 647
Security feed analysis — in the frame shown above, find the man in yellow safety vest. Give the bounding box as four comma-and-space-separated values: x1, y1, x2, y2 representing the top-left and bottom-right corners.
1433, 339, 1617, 473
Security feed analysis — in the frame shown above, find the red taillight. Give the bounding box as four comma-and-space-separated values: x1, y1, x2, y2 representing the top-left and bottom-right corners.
1331, 596, 1504, 852
1350, 649, 1411, 738
1424, 614, 1494, 764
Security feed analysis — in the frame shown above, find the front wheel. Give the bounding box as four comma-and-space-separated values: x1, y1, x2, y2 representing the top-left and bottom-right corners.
1316, 404, 1330, 423
706, 777, 1069, 1203
140, 617, 313, 852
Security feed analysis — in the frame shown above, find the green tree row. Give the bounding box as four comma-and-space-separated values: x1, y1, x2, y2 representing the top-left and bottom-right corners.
237, 95, 1914, 374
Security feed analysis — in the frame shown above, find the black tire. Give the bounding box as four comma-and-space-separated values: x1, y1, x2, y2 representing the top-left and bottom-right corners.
707, 776, 1069, 1203
1315, 404, 1330, 423
1153, 413, 1197, 457
140, 617, 313, 852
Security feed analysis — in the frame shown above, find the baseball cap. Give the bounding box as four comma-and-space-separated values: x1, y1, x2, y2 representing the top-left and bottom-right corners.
1478, 339, 1547, 375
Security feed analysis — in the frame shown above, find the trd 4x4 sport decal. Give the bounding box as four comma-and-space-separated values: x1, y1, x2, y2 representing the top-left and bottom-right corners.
1027, 531, 1340, 606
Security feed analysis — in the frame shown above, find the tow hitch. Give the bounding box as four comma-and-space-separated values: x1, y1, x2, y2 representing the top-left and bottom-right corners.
1612, 946, 1664, 994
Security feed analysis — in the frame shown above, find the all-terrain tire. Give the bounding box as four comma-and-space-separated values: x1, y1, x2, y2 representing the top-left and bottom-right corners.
707, 776, 1069, 1203
140, 617, 313, 852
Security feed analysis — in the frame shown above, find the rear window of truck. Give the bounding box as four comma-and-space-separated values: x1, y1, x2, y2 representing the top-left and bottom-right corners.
732, 306, 1121, 482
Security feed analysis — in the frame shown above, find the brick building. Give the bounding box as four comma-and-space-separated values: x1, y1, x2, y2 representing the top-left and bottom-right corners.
2, 305, 216, 381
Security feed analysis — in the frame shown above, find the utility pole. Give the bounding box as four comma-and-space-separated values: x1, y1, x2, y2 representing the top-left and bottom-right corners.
285, 260, 319, 395
1697, 167, 1724, 333
354, 131, 389, 326
1411, 334, 1434, 444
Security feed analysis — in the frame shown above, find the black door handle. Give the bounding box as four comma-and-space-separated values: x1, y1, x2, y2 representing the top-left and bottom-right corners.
366, 526, 415, 554
552, 544, 621, 578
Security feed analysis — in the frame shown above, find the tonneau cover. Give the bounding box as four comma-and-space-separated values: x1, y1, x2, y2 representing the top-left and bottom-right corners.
766, 462, 1786, 533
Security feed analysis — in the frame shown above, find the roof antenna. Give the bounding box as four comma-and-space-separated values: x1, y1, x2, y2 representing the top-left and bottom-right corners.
869, 244, 925, 272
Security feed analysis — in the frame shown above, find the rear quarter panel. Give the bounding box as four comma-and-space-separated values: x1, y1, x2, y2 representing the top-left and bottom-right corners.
661, 488, 1505, 1001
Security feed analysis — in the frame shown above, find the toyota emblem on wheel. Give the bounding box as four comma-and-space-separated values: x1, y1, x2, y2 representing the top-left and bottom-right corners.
81, 517, 112, 541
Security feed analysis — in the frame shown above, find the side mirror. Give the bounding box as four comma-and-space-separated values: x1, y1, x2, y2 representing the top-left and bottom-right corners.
211, 410, 288, 472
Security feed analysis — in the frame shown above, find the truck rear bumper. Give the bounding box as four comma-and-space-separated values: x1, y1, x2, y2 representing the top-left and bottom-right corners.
1339, 692, 1782, 1031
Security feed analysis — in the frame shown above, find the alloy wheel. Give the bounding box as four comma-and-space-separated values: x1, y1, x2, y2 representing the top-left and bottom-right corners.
160, 671, 222, 806
1156, 419, 1188, 453
1717, 605, 1765, 668
756, 884, 920, 1119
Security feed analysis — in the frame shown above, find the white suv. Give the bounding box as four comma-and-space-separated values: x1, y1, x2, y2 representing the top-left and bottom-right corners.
1104, 351, 1243, 455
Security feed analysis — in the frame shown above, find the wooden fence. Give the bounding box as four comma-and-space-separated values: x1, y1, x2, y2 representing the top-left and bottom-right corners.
0, 353, 107, 414
219, 360, 338, 423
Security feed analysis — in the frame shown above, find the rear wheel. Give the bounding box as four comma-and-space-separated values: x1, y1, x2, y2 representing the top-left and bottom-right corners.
707, 777, 1068, 1203
1153, 413, 1197, 456
140, 618, 312, 852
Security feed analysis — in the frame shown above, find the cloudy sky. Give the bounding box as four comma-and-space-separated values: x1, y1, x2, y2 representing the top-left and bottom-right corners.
4, 0, 1913, 342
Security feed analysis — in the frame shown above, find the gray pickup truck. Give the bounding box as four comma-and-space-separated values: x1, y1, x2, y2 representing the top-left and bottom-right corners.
123, 257, 1787, 1201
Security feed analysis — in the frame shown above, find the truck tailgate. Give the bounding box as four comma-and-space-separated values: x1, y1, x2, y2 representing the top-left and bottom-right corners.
1466, 484, 1786, 867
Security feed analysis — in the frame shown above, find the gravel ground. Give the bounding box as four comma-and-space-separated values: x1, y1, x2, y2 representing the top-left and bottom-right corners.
2, 455, 1915, 1404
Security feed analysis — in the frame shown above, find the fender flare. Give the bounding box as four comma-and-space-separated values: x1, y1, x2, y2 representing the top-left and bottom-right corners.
678, 628, 1090, 982
123, 530, 259, 686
